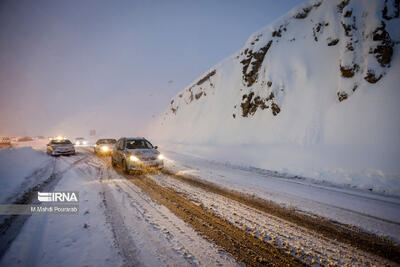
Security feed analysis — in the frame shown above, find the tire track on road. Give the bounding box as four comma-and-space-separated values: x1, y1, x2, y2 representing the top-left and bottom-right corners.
95, 154, 301, 266
0, 154, 89, 259
92, 155, 238, 267
94, 152, 399, 266
98, 165, 142, 267
122, 173, 305, 266
159, 168, 400, 264
150, 172, 399, 266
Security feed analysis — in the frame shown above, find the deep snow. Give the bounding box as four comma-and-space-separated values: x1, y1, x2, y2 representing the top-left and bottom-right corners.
0, 147, 52, 203
149, 0, 400, 196
160, 150, 400, 243
0, 148, 238, 266
0, 154, 123, 266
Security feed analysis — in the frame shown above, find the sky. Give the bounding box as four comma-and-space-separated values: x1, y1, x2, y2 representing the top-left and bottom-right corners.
0, 0, 304, 138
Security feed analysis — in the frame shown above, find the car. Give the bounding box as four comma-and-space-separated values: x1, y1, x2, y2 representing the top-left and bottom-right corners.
0, 137, 11, 144
74, 137, 88, 146
47, 139, 75, 156
17, 136, 34, 142
94, 138, 116, 155
111, 137, 164, 174
0, 137, 11, 148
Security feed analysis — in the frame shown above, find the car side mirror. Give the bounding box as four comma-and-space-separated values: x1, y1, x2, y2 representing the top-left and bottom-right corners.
154, 146, 158, 149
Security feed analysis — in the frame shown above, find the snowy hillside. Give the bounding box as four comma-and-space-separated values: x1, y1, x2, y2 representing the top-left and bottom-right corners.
150, 0, 400, 195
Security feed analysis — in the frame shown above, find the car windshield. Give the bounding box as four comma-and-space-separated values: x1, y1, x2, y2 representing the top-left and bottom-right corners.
126, 139, 153, 149
97, 139, 116, 145
51, 140, 72, 145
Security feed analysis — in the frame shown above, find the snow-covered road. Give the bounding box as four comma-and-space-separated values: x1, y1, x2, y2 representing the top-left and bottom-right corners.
0, 150, 238, 267
162, 150, 400, 243
148, 172, 396, 266
1, 146, 399, 266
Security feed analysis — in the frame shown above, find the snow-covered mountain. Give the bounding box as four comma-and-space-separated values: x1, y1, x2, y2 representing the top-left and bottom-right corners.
151, 0, 400, 195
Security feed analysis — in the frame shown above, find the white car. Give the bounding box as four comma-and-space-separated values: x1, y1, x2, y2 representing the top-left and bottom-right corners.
111, 137, 164, 174
47, 139, 75, 156
74, 137, 88, 146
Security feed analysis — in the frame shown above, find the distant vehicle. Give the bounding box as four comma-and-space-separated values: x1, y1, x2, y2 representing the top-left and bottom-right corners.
74, 137, 88, 146
94, 138, 116, 155
17, 136, 34, 142
47, 139, 75, 156
111, 137, 164, 174
0, 137, 11, 148
48, 136, 66, 141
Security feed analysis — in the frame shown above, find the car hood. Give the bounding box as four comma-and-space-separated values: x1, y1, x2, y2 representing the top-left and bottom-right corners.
127, 149, 159, 159
52, 144, 74, 148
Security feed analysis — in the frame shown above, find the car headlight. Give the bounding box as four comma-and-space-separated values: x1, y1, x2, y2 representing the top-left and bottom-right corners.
129, 155, 139, 161
83, 141, 87, 145
76, 141, 80, 145
101, 146, 109, 152
158, 154, 164, 160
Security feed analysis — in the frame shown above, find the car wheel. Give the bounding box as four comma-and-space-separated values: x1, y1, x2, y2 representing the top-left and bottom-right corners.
123, 160, 129, 174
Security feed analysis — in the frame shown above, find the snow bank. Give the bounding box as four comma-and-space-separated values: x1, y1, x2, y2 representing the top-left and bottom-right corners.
149, 0, 400, 196
11, 139, 48, 150
0, 156, 123, 266
0, 147, 50, 203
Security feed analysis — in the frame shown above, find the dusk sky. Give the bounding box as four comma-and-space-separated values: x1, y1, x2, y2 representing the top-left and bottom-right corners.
0, 0, 304, 138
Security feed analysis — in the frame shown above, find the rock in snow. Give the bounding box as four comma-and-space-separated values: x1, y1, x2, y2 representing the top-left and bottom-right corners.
151, 0, 400, 196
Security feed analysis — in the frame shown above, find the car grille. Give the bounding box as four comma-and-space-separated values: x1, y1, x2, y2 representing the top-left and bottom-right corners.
140, 156, 157, 161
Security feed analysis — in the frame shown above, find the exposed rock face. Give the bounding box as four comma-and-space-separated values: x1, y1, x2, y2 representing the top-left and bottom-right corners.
340, 64, 359, 78
240, 92, 279, 117
371, 22, 394, 67
164, 0, 398, 123
364, 70, 383, 83
155, 1, 400, 190
382, 0, 399, 20
197, 70, 216, 86
168, 69, 216, 114
240, 40, 273, 87
337, 91, 348, 102
327, 38, 340, 46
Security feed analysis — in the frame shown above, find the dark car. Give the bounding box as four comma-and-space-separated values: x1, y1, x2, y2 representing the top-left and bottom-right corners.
17, 136, 34, 142
94, 138, 116, 155
111, 137, 164, 174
